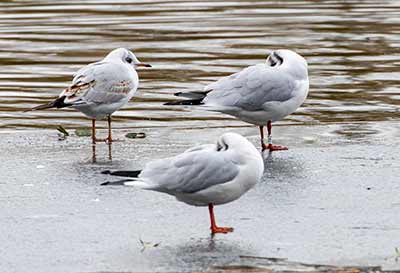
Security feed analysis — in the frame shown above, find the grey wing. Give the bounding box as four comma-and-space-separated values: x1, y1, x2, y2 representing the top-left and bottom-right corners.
64, 62, 136, 105
203, 64, 296, 111
139, 148, 240, 194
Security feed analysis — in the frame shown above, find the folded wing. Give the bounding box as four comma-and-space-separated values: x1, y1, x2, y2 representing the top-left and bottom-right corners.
203, 64, 296, 111
138, 145, 240, 194
62, 61, 136, 106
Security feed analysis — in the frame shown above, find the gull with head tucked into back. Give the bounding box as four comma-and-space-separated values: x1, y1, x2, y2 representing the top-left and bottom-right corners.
27, 48, 151, 144
165, 49, 309, 152
101, 132, 264, 235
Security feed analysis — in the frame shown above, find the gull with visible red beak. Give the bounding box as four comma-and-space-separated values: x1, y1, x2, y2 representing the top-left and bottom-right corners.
27, 48, 151, 144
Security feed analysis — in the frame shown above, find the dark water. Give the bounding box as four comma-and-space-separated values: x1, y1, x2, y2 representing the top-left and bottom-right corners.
1, 0, 400, 130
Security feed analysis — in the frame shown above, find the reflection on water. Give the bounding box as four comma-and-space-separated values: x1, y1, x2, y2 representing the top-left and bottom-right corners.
156, 237, 254, 271
1, 0, 400, 130
91, 142, 112, 163
333, 123, 381, 139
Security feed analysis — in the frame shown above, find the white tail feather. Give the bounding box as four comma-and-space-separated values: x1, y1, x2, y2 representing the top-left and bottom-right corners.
124, 180, 153, 189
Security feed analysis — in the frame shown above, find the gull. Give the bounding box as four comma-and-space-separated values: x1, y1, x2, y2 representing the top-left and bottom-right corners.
27, 48, 151, 144
101, 132, 264, 235
165, 49, 309, 152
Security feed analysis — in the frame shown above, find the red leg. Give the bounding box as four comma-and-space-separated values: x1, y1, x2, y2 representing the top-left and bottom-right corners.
208, 204, 233, 234
92, 119, 96, 144
92, 120, 107, 143
266, 120, 288, 151
91, 117, 113, 143
259, 126, 268, 151
105, 115, 123, 143
107, 115, 112, 143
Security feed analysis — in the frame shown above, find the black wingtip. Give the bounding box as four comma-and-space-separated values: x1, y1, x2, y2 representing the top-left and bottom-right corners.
165, 91, 209, 105
101, 170, 142, 178
164, 99, 204, 106
100, 181, 110, 186
27, 96, 71, 112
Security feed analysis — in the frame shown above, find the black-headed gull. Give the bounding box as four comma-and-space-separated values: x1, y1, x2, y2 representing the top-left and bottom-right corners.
28, 48, 151, 144
165, 49, 309, 152
101, 132, 264, 234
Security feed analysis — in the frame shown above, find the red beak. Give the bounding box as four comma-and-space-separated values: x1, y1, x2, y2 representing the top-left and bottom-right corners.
136, 63, 152, 67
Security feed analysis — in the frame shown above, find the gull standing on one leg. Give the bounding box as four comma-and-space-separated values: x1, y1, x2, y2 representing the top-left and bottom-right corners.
165, 49, 309, 152
101, 132, 264, 235
27, 48, 151, 144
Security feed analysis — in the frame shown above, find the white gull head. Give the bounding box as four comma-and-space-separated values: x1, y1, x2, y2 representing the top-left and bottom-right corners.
103, 48, 151, 69
266, 49, 308, 79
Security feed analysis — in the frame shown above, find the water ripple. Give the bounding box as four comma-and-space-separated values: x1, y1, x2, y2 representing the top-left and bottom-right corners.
0, 0, 399, 130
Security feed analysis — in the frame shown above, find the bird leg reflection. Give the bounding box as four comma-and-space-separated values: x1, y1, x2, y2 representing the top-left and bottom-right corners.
107, 142, 112, 161
92, 143, 97, 163
91, 140, 112, 162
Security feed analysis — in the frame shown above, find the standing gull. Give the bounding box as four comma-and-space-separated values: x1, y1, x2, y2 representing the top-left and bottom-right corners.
101, 132, 264, 234
27, 48, 151, 144
165, 49, 309, 151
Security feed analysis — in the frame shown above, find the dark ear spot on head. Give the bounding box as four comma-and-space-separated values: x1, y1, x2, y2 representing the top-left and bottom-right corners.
275, 53, 283, 64
267, 52, 283, 67
268, 56, 277, 67
217, 142, 228, 151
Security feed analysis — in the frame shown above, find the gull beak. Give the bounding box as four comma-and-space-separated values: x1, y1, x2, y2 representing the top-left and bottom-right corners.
136, 63, 152, 67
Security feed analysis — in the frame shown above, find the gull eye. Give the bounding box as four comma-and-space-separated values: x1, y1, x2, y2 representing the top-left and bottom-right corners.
125, 57, 133, 63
